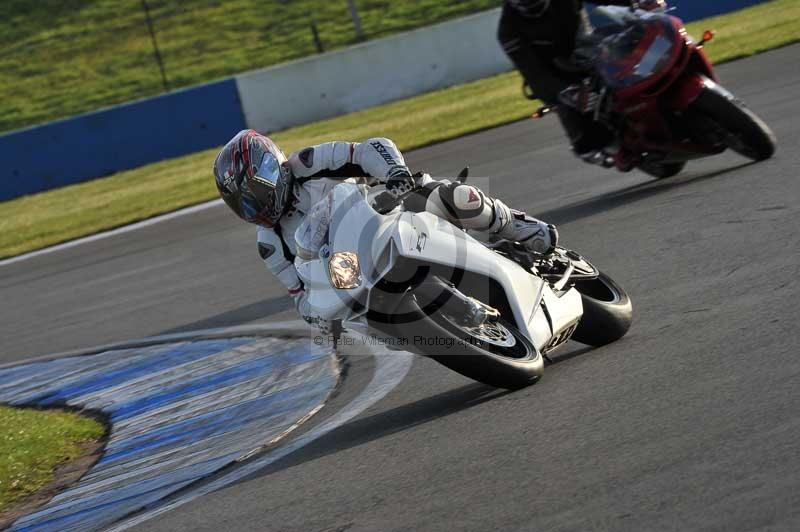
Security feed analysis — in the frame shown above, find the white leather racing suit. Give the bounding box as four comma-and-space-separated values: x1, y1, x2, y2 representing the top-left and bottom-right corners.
256, 138, 553, 330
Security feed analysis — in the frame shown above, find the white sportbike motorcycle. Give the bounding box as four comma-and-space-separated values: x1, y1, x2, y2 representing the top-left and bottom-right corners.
295, 173, 633, 389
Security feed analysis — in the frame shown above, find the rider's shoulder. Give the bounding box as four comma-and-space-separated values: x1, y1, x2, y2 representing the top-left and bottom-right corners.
288, 141, 356, 177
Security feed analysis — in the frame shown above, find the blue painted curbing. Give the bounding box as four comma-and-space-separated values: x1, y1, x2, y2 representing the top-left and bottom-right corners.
0, 79, 246, 202
0, 335, 337, 531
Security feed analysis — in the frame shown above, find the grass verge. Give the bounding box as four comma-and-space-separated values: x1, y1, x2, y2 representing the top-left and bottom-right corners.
0, 0, 501, 133
1, 0, 798, 260
0, 405, 106, 514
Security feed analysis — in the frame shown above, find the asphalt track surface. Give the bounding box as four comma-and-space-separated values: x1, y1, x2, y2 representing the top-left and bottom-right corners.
1, 45, 799, 531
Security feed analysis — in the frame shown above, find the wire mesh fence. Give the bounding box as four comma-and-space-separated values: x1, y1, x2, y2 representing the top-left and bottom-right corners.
0, 0, 502, 134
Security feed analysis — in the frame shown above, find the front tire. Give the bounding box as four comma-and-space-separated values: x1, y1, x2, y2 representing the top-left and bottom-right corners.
427, 311, 543, 390
691, 82, 776, 161
571, 272, 633, 347
370, 290, 544, 390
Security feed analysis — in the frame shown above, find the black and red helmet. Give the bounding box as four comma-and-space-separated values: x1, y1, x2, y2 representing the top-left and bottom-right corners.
213, 129, 293, 227
506, 0, 551, 18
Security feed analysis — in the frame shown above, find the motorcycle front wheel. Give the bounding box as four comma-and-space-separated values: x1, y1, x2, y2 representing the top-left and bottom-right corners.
691, 83, 776, 161
423, 309, 544, 390
369, 286, 544, 390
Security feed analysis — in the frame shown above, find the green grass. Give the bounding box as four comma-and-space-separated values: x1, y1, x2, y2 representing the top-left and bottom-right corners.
0, 0, 502, 134
1, 0, 798, 260
0, 406, 105, 512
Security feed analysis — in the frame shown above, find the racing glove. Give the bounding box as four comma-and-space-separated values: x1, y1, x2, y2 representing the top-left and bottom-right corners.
384, 171, 435, 199
385, 168, 415, 198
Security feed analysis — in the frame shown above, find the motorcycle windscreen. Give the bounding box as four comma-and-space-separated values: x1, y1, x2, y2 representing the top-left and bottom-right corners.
594, 15, 679, 89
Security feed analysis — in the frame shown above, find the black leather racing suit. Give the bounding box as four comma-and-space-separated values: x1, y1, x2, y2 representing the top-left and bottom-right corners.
497, 0, 630, 154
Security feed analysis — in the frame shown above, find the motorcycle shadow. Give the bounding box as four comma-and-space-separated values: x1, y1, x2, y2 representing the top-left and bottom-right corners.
538, 161, 756, 226
158, 295, 293, 335
544, 344, 595, 366
233, 346, 599, 486
241, 381, 509, 482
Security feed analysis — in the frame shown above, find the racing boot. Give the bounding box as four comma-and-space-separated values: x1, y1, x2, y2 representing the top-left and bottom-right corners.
490, 199, 559, 257
556, 89, 616, 165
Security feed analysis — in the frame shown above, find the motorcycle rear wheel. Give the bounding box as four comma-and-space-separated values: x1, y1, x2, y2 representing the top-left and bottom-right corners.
691, 84, 776, 161
571, 272, 633, 347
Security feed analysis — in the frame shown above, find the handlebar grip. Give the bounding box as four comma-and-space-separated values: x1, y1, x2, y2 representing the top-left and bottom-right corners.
373, 191, 400, 214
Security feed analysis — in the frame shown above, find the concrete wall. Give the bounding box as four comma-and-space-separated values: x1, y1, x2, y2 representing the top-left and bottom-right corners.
234, 0, 769, 133
235, 9, 511, 133
0, 79, 245, 202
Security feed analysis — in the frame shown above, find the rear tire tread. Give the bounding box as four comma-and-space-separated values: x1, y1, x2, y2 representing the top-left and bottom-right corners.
571, 272, 633, 347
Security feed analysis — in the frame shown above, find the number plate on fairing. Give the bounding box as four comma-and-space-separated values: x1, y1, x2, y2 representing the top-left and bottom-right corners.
543, 320, 580, 354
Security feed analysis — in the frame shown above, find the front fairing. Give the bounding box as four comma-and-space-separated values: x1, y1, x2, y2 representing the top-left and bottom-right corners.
378, 210, 584, 351
588, 7, 682, 91
294, 184, 378, 321
294, 183, 410, 325
294, 183, 584, 352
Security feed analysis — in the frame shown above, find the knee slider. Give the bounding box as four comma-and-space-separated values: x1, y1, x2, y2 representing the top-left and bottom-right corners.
440, 184, 485, 218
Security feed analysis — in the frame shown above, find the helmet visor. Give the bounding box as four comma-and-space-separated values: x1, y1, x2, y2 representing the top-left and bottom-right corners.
240, 153, 282, 222
254, 152, 282, 187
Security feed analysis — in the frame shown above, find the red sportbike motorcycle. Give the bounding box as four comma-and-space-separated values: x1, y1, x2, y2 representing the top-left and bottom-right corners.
533, 4, 776, 178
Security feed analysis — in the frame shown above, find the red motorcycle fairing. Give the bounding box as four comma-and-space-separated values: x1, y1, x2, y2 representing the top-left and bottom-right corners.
662, 45, 717, 109
538, 5, 775, 173
610, 17, 685, 99
612, 71, 726, 163
600, 14, 716, 106
589, 10, 728, 163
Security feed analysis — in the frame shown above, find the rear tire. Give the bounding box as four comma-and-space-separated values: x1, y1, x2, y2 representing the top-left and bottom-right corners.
640, 161, 686, 179
691, 82, 776, 161
571, 272, 633, 347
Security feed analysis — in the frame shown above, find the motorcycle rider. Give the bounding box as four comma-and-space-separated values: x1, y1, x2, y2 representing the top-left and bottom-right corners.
497, 0, 667, 161
213, 129, 558, 331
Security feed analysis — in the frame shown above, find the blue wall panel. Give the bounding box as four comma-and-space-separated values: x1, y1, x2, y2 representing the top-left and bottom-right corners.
0, 78, 246, 201
585, 1, 768, 23
667, 0, 767, 22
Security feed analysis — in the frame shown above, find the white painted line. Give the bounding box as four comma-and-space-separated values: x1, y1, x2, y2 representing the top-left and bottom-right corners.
0, 199, 224, 268
107, 338, 414, 532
